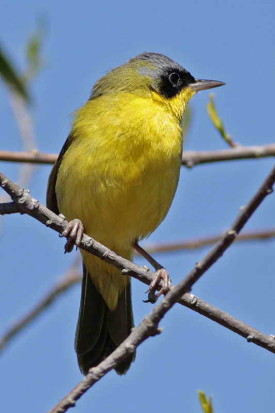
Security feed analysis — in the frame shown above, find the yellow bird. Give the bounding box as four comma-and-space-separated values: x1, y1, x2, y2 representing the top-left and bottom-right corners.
47, 52, 224, 375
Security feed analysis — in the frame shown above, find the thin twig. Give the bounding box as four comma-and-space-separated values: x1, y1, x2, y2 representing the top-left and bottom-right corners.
8, 92, 37, 191
48, 278, 204, 413
0, 258, 81, 351
9, 95, 36, 151
49, 287, 275, 413
181, 144, 275, 167
48, 166, 275, 412
0, 143, 274, 166
143, 228, 275, 255
174, 167, 275, 292
0, 150, 56, 164
2, 266, 274, 360
0, 94, 37, 215
179, 294, 275, 351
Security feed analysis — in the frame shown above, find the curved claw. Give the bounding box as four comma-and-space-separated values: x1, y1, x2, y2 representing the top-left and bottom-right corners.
143, 291, 158, 304
144, 268, 172, 304
62, 218, 84, 253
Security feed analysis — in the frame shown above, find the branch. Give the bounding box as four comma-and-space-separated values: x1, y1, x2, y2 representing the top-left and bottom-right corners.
9, 93, 36, 152
0, 149, 56, 164
181, 144, 275, 167
49, 276, 216, 413
0, 169, 274, 412
1, 168, 274, 292
49, 289, 275, 413
163, 166, 275, 292
1, 205, 274, 347
0, 168, 274, 355
0, 143, 274, 167
2, 196, 275, 251
8, 92, 37, 196
143, 228, 275, 254
0, 201, 19, 215
2, 265, 274, 360
0, 259, 81, 351
48, 164, 275, 412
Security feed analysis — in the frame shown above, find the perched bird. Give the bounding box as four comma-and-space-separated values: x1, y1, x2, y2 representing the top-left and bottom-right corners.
47, 52, 224, 375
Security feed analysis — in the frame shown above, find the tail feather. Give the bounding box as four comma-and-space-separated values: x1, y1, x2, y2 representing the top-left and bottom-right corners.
75, 265, 135, 375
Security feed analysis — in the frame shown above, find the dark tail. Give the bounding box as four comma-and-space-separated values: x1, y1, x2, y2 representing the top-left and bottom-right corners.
75, 265, 135, 375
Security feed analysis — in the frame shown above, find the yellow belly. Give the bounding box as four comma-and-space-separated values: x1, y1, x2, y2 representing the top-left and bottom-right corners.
56, 92, 183, 309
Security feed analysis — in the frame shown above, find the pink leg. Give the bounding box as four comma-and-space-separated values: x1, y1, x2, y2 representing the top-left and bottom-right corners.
61, 218, 84, 253
134, 242, 172, 303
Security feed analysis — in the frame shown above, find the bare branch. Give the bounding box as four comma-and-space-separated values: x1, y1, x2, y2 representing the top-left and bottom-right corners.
0, 171, 160, 287
48, 164, 275, 412
8, 92, 37, 193
0, 150, 57, 164
163, 167, 275, 292
181, 144, 275, 167
0, 258, 81, 351
143, 228, 275, 255
0, 202, 19, 215
49, 275, 196, 413
0, 143, 274, 167
180, 294, 275, 352
2, 200, 275, 252
9, 94, 36, 152
0, 168, 274, 360
0, 168, 274, 293
0, 93, 37, 213
2, 263, 274, 360
49, 284, 275, 413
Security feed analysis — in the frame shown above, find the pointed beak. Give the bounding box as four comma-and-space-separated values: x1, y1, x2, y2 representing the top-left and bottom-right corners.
189, 79, 225, 92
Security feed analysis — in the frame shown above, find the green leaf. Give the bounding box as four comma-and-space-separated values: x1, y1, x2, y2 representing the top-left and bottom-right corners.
198, 391, 214, 413
207, 94, 237, 147
24, 18, 46, 82
0, 44, 29, 102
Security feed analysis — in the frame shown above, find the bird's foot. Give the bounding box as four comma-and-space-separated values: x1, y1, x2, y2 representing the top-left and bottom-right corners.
61, 218, 84, 253
144, 268, 172, 303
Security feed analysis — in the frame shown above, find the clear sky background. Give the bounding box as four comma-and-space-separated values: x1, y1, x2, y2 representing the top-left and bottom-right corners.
1, 0, 275, 412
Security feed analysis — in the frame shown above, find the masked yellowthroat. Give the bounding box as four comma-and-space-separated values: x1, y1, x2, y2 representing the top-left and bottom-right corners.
47, 52, 224, 375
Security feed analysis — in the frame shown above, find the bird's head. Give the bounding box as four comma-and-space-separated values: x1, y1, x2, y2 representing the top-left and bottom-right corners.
91, 52, 224, 120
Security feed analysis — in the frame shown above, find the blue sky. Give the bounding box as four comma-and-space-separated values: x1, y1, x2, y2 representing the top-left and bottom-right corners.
0, 0, 275, 412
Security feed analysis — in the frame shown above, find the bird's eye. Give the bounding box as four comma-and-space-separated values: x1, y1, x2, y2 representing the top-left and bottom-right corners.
168, 72, 182, 87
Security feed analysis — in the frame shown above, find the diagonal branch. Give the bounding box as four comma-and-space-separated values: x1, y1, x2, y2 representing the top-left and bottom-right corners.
0, 168, 275, 411
144, 228, 275, 255
1, 199, 275, 247
0, 258, 81, 351
47, 166, 275, 412
168, 167, 275, 292
49, 290, 275, 413
0, 167, 274, 355
0, 168, 274, 293
49, 273, 225, 412
0, 143, 274, 167
0, 201, 19, 215
1, 265, 274, 358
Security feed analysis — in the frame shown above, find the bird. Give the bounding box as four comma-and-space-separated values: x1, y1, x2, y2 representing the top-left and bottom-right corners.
47, 52, 224, 375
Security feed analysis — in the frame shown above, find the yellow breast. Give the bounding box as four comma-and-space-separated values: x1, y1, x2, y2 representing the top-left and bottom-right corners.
55, 91, 186, 309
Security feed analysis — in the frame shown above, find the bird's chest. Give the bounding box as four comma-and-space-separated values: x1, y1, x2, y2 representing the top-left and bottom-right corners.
57, 100, 183, 244
88, 122, 181, 241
